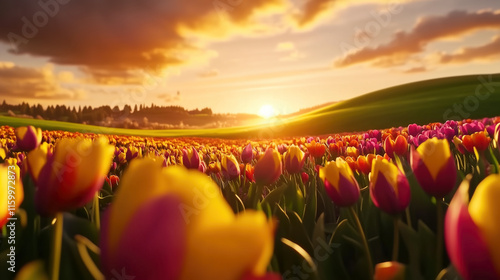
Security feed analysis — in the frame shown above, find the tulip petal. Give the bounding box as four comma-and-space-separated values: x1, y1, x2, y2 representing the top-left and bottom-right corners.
370, 172, 399, 214
445, 178, 498, 280
102, 195, 186, 280
180, 211, 275, 280
469, 174, 500, 277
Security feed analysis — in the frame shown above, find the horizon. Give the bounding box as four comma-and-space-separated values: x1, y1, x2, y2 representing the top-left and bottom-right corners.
1, 0, 500, 116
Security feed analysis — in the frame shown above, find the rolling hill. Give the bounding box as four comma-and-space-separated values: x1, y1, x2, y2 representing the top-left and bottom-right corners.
1, 73, 499, 139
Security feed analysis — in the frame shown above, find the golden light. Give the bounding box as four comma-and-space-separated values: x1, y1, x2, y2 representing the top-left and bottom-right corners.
258, 104, 277, 119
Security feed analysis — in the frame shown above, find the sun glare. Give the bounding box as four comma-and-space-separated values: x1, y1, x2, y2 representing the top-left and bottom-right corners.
258, 104, 276, 119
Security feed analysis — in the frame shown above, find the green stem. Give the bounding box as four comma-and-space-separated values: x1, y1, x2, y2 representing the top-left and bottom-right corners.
436, 199, 444, 276
253, 184, 263, 208
94, 193, 100, 231
392, 216, 399, 261
349, 207, 373, 279
50, 212, 64, 280
405, 207, 412, 229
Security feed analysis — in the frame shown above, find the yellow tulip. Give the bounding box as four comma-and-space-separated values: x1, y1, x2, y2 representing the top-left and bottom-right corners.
102, 158, 276, 280
34, 137, 113, 215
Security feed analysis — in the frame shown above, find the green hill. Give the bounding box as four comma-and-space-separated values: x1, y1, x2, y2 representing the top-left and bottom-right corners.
1, 73, 499, 139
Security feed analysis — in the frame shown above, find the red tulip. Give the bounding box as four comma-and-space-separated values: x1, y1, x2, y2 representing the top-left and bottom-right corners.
254, 149, 282, 185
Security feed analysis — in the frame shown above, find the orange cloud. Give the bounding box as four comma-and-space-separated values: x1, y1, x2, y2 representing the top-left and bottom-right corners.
440, 35, 500, 63
0, 62, 86, 100
335, 9, 500, 67
294, 0, 336, 28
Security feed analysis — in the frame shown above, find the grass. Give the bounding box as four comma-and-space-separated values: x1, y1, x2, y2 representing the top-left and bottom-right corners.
1, 73, 499, 139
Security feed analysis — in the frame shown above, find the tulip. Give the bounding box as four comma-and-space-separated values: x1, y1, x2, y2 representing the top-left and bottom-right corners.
283, 145, 305, 174
357, 154, 375, 175
101, 159, 278, 280
319, 158, 360, 207
34, 137, 114, 215
370, 158, 411, 215
445, 174, 500, 279
15, 125, 42, 151
408, 124, 422, 137
254, 148, 282, 185
126, 146, 142, 162
221, 154, 240, 180
411, 138, 456, 198
27, 142, 51, 182
307, 141, 326, 159
106, 175, 120, 189
494, 123, 500, 143
374, 262, 406, 280
0, 163, 24, 228
182, 147, 202, 170
241, 143, 254, 164
346, 146, 359, 158
384, 136, 408, 159
301, 172, 309, 184
461, 132, 490, 153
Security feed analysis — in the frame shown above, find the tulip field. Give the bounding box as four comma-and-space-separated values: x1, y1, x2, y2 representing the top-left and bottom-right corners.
1, 117, 500, 280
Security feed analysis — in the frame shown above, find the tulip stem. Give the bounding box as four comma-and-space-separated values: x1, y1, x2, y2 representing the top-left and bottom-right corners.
392, 217, 399, 261
50, 212, 63, 280
349, 207, 373, 279
94, 193, 100, 231
405, 208, 412, 229
436, 199, 444, 276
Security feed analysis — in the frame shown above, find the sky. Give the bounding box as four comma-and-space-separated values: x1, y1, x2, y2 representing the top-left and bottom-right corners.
0, 0, 499, 115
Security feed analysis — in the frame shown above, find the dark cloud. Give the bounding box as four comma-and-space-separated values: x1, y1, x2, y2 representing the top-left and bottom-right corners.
294, 0, 336, 28
0, 0, 285, 83
335, 9, 500, 67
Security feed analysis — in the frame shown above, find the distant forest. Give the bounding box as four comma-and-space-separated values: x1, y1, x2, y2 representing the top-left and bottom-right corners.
0, 100, 260, 129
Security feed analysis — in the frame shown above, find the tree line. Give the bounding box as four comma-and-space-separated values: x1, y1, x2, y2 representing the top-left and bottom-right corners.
0, 100, 213, 124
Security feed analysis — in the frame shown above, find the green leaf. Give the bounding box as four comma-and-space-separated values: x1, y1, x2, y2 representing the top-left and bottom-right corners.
261, 183, 287, 210
281, 238, 319, 280
287, 211, 314, 257
398, 220, 424, 280
303, 182, 318, 238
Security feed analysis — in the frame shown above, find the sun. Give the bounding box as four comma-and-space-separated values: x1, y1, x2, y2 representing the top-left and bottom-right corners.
258, 104, 276, 119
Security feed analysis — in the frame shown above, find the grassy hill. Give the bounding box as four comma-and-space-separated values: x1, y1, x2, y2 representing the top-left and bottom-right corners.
1, 73, 499, 139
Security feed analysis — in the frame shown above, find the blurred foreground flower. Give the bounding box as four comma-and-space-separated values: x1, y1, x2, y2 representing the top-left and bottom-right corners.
374, 261, 405, 280
34, 137, 114, 215
370, 158, 410, 215
0, 163, 24, 227
15, 125, 42, 151
411, 138, 456, 198
319, 158, 360, 207
101, 159, 279, 280
445, 174, 500, 280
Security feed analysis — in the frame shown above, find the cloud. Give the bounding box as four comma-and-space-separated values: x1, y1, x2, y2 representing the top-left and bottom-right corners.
199, 69, 219, 78
335, 9, 500, 67
293, 0, 336, 28
0, 62, 86, 100
275, 41, 304, 61
403, 66, 428, 73
0, 0, 285, 84
440, 35, 500, 63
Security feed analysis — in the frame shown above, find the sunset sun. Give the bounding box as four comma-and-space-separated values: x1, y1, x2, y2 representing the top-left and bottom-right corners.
258, 104, 276, 119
